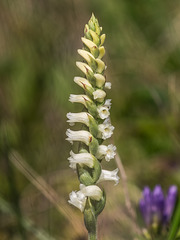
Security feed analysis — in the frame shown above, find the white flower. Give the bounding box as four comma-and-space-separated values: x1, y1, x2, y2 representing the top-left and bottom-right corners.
69, 94, 92, 108
105, 82, 112, 89
97, 169, 119, 185
97, 105, 110, 119
68, 151, 95, 169
68, 190, 86, 212
80, 184, 102, 201
98, 123, 114, 140
74, 76, 93, 90
67, 112, 91, 126
104, 99, 112, 110
94, 73, 105, 88
96, 144, 116, 161
66, 129, 92, 145
76, 61, 93, 75
93, 89, 106, 102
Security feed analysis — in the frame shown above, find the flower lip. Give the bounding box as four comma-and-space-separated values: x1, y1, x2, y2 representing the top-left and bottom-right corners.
97, 105, 110, 119
68, 190, 86, 212
96, 144, 116, 161
98, 122, 114, 140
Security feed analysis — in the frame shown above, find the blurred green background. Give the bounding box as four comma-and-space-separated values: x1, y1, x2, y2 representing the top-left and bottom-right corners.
0, 0, 180, 239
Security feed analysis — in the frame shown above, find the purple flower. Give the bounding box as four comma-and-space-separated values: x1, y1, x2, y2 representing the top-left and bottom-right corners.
139, 185, 178, 228
163, 185, 178, 223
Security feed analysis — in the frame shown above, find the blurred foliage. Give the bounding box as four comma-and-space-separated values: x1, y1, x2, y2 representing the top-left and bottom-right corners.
0, 0, 180, 239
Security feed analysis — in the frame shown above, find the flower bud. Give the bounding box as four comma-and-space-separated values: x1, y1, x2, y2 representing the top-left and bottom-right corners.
98, 46, 105, 59
93, 89, 106, 103
74, 77, 94, 96
105, 82, 112, 89
81, 37, 97, 51
96, 59, 106, 74
76, 61, 93, 76
89, 29, 100, 46
100, 34, 106, 46
94, 73, 105, 88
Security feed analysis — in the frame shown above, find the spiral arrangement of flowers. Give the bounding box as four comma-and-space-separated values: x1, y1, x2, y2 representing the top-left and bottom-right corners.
66, 14, 119, 239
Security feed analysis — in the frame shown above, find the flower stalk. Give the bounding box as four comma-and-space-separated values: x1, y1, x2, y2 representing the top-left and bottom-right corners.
66, 13, 119, 239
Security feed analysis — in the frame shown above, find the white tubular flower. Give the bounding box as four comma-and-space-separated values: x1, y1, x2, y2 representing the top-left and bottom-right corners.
66, 129, 92, 145
97, 105, 110, 119
80, 184, 102, 201
98, 123, 114, 140
74, 77, 93, 90
96, 144, 116, 161
105, 82, 112, 89
69, 94, 92, 108
76, 61, 93, 75
67, 112, 91, 126
93, 89, 106, 102
97, 169, 119, 185
68, 190, 86, 212
94, 73, 105, 88
68, 151, 95, 169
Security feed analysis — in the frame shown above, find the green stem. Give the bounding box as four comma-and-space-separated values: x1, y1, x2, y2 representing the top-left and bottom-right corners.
88, 218, 97, 240
88, 232, 97, 240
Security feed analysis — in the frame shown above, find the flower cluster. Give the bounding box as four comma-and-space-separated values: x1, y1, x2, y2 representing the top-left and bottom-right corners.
139, 185, 178, 237
66, 14, 119, 234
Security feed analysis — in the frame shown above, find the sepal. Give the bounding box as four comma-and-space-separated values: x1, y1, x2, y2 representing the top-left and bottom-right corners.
84, 198, 96, 234
89, 136, 99, 155
77, 157, 101, 186
91, 189, 106, 217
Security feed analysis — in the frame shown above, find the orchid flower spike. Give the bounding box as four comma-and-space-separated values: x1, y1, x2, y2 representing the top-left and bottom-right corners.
66, 13, 119, 239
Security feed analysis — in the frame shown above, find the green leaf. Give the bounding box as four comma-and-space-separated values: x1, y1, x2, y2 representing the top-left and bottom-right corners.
168, 199, 180, 240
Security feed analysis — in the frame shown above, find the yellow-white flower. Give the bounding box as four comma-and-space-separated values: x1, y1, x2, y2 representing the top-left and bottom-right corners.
66, 129, 92, 145
76, 61, 93, 75
68, 151, 95, 169
96, 144, 116, 161
77, 49, 95, 65
93, 89, 106, 102
94, 73, 105, 88
74, 76, 93, 90
69, 94, 92, 108
97, 169, 119, 185
67, 112, 91, 126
